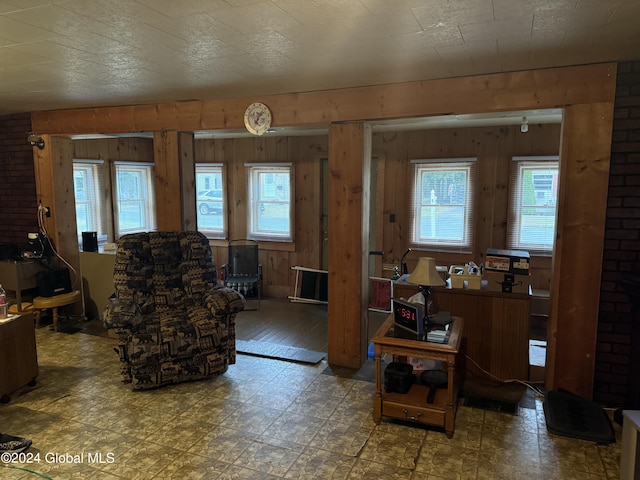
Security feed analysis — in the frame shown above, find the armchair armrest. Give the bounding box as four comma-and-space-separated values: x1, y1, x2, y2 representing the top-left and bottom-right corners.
204, 286, 246, 315
103, 298, 145, 331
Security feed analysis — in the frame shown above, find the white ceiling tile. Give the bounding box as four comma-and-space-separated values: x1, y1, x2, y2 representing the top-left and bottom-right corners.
459, 15, 534, 42
411, 0, 494, 29
1, 0, 640, 115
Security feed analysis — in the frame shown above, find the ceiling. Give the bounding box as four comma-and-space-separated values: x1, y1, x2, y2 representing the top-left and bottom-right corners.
1, 0, 639, 118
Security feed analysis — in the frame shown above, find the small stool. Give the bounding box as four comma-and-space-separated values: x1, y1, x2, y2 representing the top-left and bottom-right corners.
33, 291, 81, 331
8, 302, 34, 315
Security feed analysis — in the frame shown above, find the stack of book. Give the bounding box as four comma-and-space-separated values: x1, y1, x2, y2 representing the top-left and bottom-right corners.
426, 329, 448, 343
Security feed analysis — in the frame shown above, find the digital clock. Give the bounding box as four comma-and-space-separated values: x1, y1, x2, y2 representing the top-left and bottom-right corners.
392, 298, 424, 338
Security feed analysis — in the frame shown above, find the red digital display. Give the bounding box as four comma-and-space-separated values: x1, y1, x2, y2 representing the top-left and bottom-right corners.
393, 298, 423, 335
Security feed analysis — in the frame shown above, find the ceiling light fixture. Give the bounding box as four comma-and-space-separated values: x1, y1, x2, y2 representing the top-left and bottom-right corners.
520, 117, 529, 133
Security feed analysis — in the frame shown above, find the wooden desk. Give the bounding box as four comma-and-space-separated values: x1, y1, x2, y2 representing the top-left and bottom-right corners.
393, 280, 531, 381
0, 259, 44, 311
372, 315, 463, 438
0, 312, 38, 402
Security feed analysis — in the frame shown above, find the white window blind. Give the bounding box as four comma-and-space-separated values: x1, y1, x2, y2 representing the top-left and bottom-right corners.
73, 160, 107, 244
246, 164, 293, 242
114, 162, 156, 238
195, 163, 226, 239
409, 158, 476, 251
507, 156, 559, 254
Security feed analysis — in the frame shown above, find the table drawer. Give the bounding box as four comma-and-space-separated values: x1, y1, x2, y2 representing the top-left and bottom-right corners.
382, 400, 444, 426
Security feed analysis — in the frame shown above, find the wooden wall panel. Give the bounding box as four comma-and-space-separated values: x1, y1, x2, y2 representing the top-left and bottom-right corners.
195, 135, 328, 298
374, 124, 562, 276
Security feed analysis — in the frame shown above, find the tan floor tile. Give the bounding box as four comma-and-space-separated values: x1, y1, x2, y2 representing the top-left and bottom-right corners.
0, 325, 625, 480
348, 458, 414, 479
414, 442, 479, 478
283, 447, 356, 479
359, 423, 425, 469
218, 403, 282, 435
232, 441, 300, 476
289, 390, 342, 419
186, 426, 256, 463
150, 452, 230, 479
264, 411, 326, 447
308, 419, 374, 457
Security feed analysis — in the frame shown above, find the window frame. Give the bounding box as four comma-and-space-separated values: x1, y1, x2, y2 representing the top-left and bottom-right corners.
195, 163, 227, 239
246, 163, 294, 243
507, 155, 559, 255
113, 161, 156, 238
409, 158, 477, 252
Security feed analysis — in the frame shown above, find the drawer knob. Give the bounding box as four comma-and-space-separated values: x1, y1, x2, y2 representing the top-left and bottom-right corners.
402, 408, 422, 421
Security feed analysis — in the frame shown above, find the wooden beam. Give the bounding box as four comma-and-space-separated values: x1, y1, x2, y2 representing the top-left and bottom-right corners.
31, 63, 616, 135
178, 132, 197, 231
547, 102, 614, 398
327, 122, 371, 368
153, 130, 182, 231
33, 135, 83, 315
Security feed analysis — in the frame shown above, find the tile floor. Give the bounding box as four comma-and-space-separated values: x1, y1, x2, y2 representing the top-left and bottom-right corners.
0, 327, 623, 480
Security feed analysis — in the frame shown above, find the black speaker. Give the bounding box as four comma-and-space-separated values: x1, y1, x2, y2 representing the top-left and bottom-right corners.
36, 268, 72, 297
82, 231, 98, 252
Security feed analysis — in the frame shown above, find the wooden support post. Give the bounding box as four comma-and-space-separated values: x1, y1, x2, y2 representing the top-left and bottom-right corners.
547, 102, 614, 398
153, 130, 182, 231
32, 135, 83, 316
178, 132, 197, 231
327, 122, 371, 368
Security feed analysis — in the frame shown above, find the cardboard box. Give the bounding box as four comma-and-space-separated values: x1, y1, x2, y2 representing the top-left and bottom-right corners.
485, 248, 530, 275
484, 271, 530, 294
448, 265, 482, 290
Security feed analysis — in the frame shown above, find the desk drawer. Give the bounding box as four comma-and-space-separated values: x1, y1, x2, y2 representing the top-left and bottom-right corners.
382, 400, 444, 426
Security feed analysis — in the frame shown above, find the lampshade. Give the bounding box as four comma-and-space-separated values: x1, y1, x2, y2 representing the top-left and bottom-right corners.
406, 257, 445, 287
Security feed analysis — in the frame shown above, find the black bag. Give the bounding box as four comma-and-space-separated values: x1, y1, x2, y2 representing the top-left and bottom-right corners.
383, 362, 415, 394
36, 268, 72, 297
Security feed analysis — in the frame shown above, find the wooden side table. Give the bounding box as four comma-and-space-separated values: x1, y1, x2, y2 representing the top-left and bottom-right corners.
372, 314, 463, 438
0, 312, 38, 403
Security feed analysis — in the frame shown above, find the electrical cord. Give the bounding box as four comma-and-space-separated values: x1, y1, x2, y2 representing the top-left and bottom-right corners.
37, 205, 79, 290
464, 353, 546, 398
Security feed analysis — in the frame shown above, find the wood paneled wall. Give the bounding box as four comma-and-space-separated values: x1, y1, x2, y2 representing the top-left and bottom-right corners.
194, 135, 326, 298
373, 123, 561, 290
70, 125, 561, 297
31, 63, 617, 390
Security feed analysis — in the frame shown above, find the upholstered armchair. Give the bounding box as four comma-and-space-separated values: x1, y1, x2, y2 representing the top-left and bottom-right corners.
103, 231, 245, 390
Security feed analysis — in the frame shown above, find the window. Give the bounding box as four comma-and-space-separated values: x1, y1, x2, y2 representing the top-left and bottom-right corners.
508, 156, 559, 254
73, 160, 107, 244
246, 163, 293, 242
410, 158, 476, 251
114, 162, 156, 237
195, 164, 226, 239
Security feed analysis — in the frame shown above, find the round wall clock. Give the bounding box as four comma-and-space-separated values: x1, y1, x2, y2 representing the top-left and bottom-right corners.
244, 102, 272, 136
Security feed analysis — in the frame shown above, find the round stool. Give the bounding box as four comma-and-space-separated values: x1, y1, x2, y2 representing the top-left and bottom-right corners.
32, 291, 81, 331
8, 302, 34, 315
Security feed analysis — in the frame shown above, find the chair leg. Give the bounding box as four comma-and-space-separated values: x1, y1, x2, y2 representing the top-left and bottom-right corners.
35, 310, 41, 329
53, 308, 59, 332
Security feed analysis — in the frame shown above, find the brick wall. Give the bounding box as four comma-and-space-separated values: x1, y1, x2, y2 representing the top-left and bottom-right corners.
595, 60, 640, 406
0, 113, 39, 249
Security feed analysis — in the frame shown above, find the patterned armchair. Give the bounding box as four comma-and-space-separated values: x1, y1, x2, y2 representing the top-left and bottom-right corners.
103, 231, 245, 390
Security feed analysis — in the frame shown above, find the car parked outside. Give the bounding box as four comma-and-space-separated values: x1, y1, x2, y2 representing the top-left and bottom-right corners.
197, 190, 223, 215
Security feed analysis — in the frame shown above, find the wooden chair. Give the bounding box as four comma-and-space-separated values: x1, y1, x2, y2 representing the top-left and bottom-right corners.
32, 290, 81, 331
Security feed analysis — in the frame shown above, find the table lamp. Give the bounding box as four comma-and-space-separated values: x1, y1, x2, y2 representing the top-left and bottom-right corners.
406, 257, 445, 329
